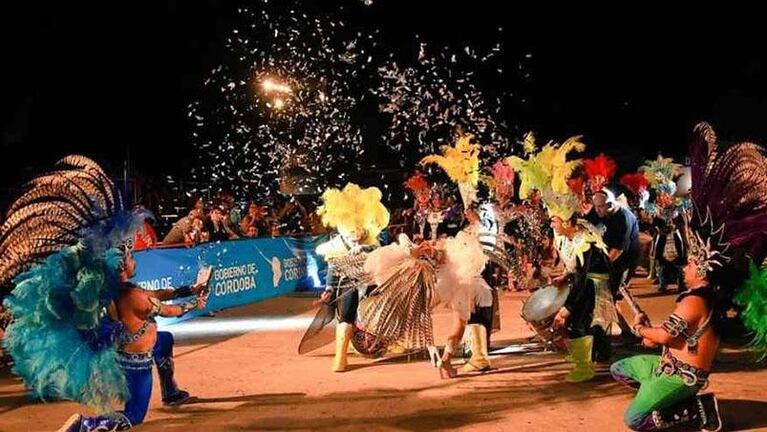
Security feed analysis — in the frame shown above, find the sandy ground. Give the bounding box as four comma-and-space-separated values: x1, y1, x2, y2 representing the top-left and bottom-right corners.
2, 277, 767, 432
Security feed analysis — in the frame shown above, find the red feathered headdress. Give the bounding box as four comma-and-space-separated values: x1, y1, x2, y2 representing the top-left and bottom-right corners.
620, 172, 650, 195
584, 154, 617, 182
404, 172, 431, 195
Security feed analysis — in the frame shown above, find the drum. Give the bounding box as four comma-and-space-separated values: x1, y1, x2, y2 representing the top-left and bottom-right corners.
520, 284, 570, 347
351, 325, 388, 358
352, 295, 389, 358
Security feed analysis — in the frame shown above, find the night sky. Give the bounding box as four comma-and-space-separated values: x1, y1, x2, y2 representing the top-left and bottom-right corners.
2, 2, 765, 205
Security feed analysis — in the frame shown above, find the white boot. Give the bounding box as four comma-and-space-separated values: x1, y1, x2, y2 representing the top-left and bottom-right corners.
427, 345, 441, 368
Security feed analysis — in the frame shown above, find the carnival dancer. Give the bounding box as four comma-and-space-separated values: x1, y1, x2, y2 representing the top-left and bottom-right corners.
640, 156, 690, 293
360, 205, 491, 379
610, 122, 767, 431
0, 156, 207, 432
652, 211, 687, 292
357, 134, 492, 378
56, 251, 208, 431
549, 204, 615, 375
299, 183, 389, 372
505, 132, 553, 290
480, 160, 517, 288
509, 135, 619, 380
419, 133, 494, 375
404, 172, 432, 241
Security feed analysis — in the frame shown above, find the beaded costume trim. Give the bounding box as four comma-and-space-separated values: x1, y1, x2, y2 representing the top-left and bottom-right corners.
656, 350, 710, 389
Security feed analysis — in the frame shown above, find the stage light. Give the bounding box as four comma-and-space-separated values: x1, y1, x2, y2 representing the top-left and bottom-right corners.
159, 316, 314, 339
261, 78, 292, 94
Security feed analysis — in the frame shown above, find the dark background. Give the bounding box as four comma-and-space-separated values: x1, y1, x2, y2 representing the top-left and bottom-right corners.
2, 1, 765, 207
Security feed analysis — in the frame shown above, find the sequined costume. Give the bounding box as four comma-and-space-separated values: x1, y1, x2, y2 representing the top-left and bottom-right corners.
506, 200, 550, 289
0, 156, 202, 432
641, 156, 689, 292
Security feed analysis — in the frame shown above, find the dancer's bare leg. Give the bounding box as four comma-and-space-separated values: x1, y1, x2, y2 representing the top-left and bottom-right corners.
439, 311, 466, 379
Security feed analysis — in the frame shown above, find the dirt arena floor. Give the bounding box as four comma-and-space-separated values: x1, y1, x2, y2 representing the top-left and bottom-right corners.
2, 277, 767, 432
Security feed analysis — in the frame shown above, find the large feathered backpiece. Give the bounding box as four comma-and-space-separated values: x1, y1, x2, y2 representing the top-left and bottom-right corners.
687, 123, 767, 356
1, 155, 130, 289
1, 155, 148, 412
688, 123, 767, 267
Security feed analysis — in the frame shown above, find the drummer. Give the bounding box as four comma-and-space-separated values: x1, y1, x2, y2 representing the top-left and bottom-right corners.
507, 134, 618, 381
549, 208, 616, 381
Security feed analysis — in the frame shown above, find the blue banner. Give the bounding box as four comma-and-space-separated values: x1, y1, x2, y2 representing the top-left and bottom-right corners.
131, 235, 328, 324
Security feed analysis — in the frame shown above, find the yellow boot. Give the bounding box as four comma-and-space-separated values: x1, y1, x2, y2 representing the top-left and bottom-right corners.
462, 324, 491, 372
332, 323, 354, 372
565, 336, 595, 383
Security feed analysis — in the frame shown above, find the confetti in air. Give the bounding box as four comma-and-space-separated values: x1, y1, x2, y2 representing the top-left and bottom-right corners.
371, 40, 514, 169
189, 3, 529, 206
189, 5, 376, 199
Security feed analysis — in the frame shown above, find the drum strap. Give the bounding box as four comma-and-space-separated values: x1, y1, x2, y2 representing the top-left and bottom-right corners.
573, 247, 611, 290
586, 272, 609, 281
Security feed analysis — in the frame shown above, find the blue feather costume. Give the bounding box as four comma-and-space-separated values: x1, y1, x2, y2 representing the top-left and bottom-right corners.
0, 156, 153, 428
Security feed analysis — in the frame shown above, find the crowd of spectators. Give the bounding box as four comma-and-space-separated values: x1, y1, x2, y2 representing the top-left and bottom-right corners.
134, 193, 333, 250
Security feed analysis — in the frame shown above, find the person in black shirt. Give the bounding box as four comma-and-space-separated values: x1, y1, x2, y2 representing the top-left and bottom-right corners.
205, 206, 236, 242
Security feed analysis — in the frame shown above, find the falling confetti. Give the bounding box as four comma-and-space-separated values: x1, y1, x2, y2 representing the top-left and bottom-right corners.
190, 3, 529, 205
190, 5, 376, 199
371, 41, 513, 169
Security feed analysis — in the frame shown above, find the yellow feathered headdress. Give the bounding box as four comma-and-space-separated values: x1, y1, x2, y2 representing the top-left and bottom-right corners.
534, 136, 586, 195
507, 133, 586, 220
555, 219, 608, 268
420, 134, 481, 206
507, 133, 585, 199
507, 131, 544, 199
317, 183, 390, 245
420, 134, 480, 186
